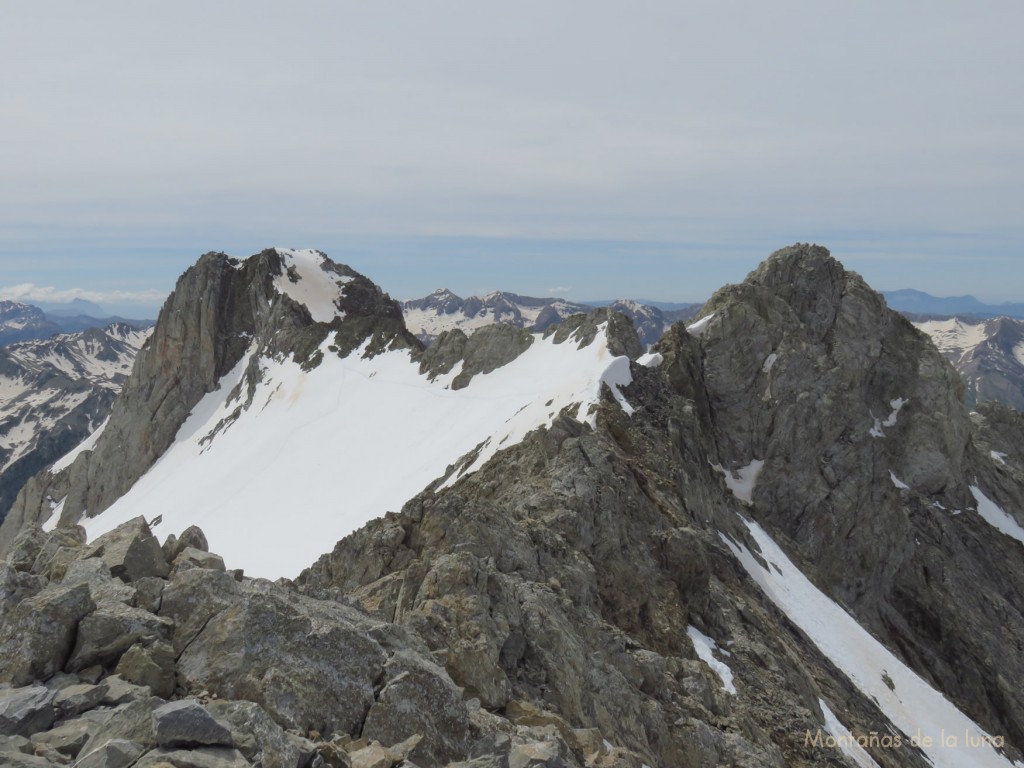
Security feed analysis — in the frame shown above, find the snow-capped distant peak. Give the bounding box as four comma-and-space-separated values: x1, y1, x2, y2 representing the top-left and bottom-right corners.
273, 248, 354, 323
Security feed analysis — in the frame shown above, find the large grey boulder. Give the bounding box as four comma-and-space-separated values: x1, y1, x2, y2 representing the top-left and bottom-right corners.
54, 682, 108, 718
77, 697, 164, 757
4, 524, 45, 572
0, 752, 57, 767
176, 589, 387, 737
61, 557, 136, 605
133, 747, 252, 767
173, 547, 226, 572
0, 582, 94, 685
362, 651, 474, 766
100, 675, 153, 707
0, 562, 44, 623
0, 686, 56, 737
30, 716, 92, 758
153, 700, 233, 749
158, 567, 240, 655
31, 525, 87, 580
67, 601, 174, 671
115, 641, 176, 698
166, 525, 210, 560
72, 738, 145, 768
207, 699, 308, 768
81, 517, 169, 582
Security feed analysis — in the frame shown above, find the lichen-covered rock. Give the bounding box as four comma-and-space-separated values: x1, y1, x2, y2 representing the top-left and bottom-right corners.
32, 525, 87, 580
61, 557, 136, 605
67, 602, 174, 672
158, 567, 240, 655
115, 641, 176, 698
173, 547, 225, 572
0, 562, 44, 623
4, 524, 45, 572
175, 589, 386, 737
176, 525, 210, 554
362, 651, 474, 766
133, 746, 252, 767
54, 683, 109, 718
0, 583, 94, 685
100, 675, 153, 707
80, 517, 169, 582
206, 700, 308, 768
29, 717, 92, 758
153, 700, 233, 749
507, 739, 569, 768
0, 686, 56, 737
77, 697, 164, 757
0, 751, 57, 767
72, 738, 145, 768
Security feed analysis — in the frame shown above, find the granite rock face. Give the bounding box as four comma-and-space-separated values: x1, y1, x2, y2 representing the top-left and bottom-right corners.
691, 244, 1024, 749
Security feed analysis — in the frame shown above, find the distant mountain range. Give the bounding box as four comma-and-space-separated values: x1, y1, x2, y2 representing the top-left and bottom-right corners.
883, 289, 1024, 319
30, 297, 107, 317
0, 322, 151, 518
914, 316, 1024, 411
402, 289, 700, 347
0, 299, 154, 346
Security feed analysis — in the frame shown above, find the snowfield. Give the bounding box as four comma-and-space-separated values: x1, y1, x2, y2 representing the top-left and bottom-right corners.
71, 324, 634, 579
915, 318, 989, 361
273, 248, 353, 323
723, 517, 1021, 768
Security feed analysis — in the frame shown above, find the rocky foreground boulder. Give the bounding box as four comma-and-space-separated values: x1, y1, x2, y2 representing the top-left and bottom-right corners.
1, 516, 659, 767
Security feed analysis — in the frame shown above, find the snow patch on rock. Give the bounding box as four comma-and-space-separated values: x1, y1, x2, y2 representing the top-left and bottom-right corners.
274, 248, 353, 323
687, 626, 736, 695
970, 485, 1024, 545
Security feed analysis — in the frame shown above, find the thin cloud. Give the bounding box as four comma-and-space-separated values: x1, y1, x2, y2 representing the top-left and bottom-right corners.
547, 287, 571, 295
0, 283, 166, 306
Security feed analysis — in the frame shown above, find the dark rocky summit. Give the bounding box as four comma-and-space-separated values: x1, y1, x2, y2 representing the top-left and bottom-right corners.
0, 244, 1021, 767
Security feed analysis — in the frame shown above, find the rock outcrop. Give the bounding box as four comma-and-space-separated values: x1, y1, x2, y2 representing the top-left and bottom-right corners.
1, 518, 663, 767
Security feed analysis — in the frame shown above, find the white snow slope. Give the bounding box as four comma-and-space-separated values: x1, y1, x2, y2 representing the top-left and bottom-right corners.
915, 318, 990, 362
403, 292, 587, 339
76, 322, 633, 579
723, 517, 1021, 767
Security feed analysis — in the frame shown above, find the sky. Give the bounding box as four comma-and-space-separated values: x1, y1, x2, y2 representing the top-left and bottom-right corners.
1, 1, 1022, 317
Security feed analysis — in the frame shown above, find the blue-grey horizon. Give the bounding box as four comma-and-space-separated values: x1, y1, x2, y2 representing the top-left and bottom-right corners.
2, 1, 1021, 313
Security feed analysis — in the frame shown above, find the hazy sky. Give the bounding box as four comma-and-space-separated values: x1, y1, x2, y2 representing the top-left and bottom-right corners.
2, 2, 1022, 315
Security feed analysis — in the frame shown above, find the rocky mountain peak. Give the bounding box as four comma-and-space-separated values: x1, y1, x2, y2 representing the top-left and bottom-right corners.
412, 288, 464, 314
702, 243, 868, 343
0, 300, 61, 346
0, 249, 418, 551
